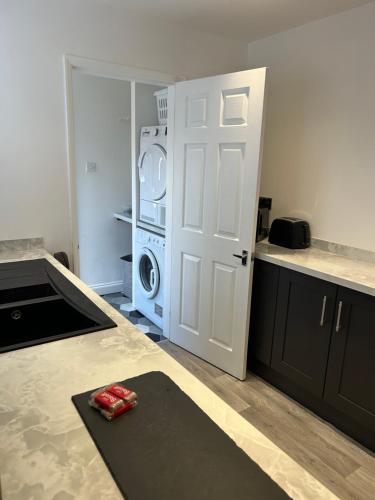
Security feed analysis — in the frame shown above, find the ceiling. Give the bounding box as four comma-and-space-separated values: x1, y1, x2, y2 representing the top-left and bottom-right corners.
101, 0, 372, 41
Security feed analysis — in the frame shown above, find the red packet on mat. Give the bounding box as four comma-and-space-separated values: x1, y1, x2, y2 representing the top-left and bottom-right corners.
106, 384, 138, 403
94, 390, 124, 412
101, 400, 138, 421
88, 383, 138, 421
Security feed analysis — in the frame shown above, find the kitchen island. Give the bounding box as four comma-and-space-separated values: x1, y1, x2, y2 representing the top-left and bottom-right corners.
0, 243, 338, 500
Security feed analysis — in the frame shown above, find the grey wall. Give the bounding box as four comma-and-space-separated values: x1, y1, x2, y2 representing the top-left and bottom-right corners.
73, 73, 132, 290
0, 0, 248, 258
248, 2, 375, 251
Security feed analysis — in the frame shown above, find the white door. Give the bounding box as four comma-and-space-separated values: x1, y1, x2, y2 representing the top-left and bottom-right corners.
169, 68, 267, 380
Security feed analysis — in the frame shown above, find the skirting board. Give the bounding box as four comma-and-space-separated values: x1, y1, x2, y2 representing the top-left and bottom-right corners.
90, 280, 123, 296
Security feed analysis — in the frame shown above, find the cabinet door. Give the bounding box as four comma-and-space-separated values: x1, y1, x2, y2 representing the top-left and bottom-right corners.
248, 259, 280, 366
272, 268, 337, 397
324, 287, 375, 430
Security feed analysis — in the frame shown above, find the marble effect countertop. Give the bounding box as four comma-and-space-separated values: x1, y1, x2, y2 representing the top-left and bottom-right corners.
0, 250, 338, 500
256, 240, 375, 297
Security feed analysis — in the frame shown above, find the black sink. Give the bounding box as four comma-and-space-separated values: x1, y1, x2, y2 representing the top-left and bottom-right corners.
0, 259, 117, 353
0, 283, 57, 304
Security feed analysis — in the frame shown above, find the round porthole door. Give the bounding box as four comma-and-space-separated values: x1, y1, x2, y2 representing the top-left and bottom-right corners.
137, 248, 160, 299
139, 144, 167, 201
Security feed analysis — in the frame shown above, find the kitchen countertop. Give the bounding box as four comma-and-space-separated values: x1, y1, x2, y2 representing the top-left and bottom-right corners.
255, 240, 375, 297
0, 248, 338, 500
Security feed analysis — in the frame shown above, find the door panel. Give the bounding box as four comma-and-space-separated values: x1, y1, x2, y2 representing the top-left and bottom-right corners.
180, 253, 202, 336
221, 87, 249, 126
324, 287, 375, 429
187, 93, 208, 127
169, 69, 267, 379
216, 144, 244, 239
183, 144, 206, 232
210, 262, 236, 349
271, 268, 337, 396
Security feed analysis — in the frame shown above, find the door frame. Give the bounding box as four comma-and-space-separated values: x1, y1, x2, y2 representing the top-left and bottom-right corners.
63, 54, 177, 337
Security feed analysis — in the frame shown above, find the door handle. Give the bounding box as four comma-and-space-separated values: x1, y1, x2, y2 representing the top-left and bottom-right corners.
233, 250, 248, 266
150, 269, 155, 288
335, 301, 343, 333
320, 296, 327, 326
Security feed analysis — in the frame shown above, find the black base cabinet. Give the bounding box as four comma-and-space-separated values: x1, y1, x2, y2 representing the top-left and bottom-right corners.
248, 259, 375, 452
324, 287, 375, 431
248, 260, 280, 366
272, 268, 337, 398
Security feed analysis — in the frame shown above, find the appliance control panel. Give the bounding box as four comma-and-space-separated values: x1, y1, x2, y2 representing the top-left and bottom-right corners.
141, 125, 167, 138
137, 228, 165, 248
147, 235, 165, 248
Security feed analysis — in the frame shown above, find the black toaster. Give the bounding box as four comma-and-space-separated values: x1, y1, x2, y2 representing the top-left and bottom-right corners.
269, 217, 311, 249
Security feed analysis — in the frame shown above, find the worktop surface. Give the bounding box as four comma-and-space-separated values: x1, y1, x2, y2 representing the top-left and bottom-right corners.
256, 240, 375, 297
0, 248, 338, 500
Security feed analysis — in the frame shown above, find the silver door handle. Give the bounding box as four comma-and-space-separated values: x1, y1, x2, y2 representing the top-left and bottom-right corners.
320, 296, 327, 326
335, 301, 343, 332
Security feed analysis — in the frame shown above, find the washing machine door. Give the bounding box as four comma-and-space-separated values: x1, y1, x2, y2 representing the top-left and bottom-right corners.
137, 247, 160, 299
139, 144, 166, 201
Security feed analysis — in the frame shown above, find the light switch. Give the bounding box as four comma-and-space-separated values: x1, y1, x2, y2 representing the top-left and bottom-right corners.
86, 162, 97, 173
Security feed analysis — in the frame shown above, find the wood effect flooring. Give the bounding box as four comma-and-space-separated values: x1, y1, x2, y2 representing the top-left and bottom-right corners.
159, 340, 375, 500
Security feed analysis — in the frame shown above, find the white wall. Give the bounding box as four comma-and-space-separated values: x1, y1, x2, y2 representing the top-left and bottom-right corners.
0, 0, 248, 258
73, 73, 132, 291
248, 2, 375, 252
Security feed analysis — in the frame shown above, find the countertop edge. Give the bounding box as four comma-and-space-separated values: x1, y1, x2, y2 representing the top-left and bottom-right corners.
255, 249, 375, 298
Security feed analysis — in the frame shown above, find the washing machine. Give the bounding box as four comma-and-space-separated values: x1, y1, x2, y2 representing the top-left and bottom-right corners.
138, 125, 167, 231
134, 227, 165, 329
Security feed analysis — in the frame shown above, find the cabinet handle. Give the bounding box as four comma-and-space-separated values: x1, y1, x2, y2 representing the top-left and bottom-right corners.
335, 301, 343, 332
320, 295, 327, 326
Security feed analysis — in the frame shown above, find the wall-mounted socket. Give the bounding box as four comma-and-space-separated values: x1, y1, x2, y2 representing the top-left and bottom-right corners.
86, 161, 97, 173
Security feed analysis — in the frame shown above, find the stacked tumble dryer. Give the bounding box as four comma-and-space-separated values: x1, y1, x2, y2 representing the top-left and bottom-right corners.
138, 125, 167, 229
134, 118, 167, 329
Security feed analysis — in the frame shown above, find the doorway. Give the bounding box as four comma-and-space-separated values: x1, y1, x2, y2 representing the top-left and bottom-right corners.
64, 55, 175, 343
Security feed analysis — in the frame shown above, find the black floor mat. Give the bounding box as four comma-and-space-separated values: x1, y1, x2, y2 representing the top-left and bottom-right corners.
72, 371, 291, 500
